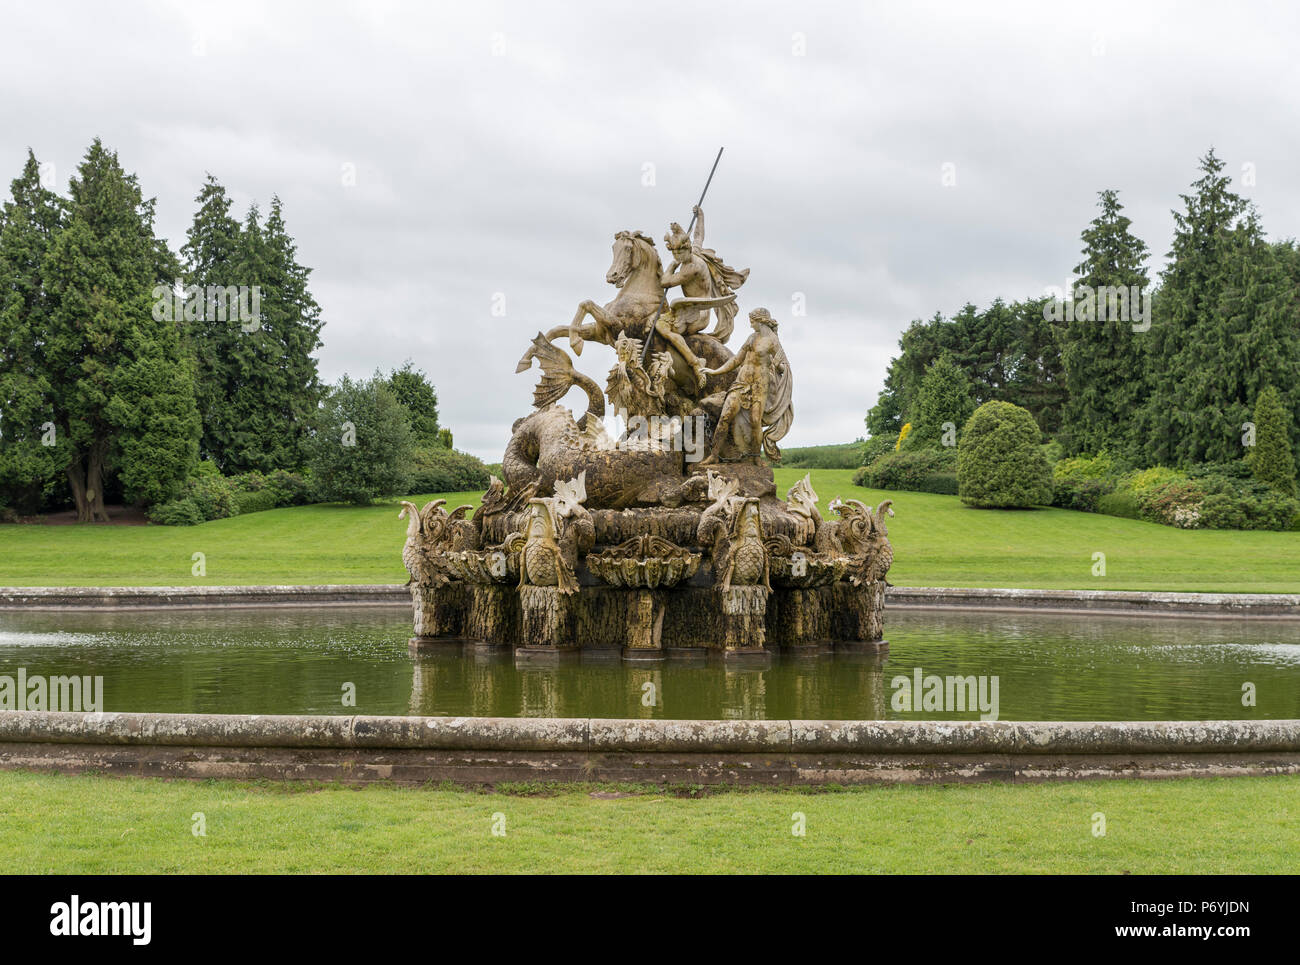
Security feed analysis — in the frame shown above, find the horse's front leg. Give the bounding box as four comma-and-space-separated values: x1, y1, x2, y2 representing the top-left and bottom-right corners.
515, 303, 611, 373
568, 301, 616, 355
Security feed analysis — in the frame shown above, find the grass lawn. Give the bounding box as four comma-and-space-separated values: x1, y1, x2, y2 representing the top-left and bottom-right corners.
1, 769, 1294, 873
0, 468, 1297, 592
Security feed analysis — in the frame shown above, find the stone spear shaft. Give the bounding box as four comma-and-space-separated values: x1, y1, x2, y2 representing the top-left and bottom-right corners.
640, 146, 725, 367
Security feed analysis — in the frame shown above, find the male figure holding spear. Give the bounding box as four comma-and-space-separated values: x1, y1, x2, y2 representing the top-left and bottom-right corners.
654, 204, 750, 389
642, 149, 749, 387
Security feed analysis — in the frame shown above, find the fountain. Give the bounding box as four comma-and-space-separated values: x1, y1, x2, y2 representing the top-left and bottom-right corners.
399, 207, 895, 659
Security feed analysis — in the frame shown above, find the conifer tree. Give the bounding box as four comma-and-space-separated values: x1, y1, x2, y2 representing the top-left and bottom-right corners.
1058, 189, 1150, 458
180, 174, 244, 467
1247, 385, 1297, 496
1141, 149, 1300, 466
912, 352, 976, 448
181, 190, 323, 473
42, 139, 199, 520
0, 150, 66, 513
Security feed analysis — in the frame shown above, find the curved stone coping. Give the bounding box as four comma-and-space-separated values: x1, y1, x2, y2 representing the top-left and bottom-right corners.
1, 583, 1297, 617
885, 586, 1300, 618
0, 584, 409, 609
2, 711, 1297, 755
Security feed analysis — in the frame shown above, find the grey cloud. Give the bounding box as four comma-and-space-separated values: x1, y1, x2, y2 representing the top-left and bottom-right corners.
3, 0, 1296, 460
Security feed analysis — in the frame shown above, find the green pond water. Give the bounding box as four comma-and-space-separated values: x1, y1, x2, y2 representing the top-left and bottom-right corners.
0, 606, 1297, 721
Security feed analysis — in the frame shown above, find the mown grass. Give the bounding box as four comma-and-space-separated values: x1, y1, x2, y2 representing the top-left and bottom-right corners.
0, 469, 1297, 592
0, 769, 1294, 874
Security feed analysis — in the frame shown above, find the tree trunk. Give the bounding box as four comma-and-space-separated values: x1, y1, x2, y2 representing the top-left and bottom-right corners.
67, 459, 89, 523
87, 442, 109, 522
67, 442, 110, 523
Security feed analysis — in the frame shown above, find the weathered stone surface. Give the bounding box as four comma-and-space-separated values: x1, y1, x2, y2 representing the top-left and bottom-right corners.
0, 585, 410, 610
588, 718, 790, 752
350, 715, 589, 750
884, 586, 1300, 618
2, 712, 1299, 785
9, 585, 1291, 620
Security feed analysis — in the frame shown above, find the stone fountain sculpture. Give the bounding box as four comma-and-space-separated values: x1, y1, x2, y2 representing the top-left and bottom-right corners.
401, 206, 894, 658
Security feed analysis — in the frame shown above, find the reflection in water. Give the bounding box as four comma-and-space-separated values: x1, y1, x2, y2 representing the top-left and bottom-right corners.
0, 606, 1297, 720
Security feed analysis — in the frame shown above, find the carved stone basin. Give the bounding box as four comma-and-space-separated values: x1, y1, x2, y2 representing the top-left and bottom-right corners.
584, 534, 702, 589
769, 551, 849, 588
442, 548, 517, 585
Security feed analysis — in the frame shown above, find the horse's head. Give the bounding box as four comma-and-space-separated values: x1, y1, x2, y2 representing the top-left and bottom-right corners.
608, 230, 660, 287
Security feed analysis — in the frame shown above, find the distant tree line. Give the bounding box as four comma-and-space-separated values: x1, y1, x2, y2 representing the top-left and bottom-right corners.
866, 149, 1300, 472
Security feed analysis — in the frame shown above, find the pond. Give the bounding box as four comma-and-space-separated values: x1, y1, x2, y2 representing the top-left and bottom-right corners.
0, 606, 1297, 721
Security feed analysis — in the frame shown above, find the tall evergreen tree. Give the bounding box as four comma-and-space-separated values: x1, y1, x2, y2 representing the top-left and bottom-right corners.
1247, 385, 1297, 496
186, 193, 323, 473
1141, 149, 1300, 466
911, 352, 976, 447
42, 139, 199, 520
1057, 189, 1151, 458
261, 197, 324, 466
180, 174, 244, 467
0, 150, 66, 513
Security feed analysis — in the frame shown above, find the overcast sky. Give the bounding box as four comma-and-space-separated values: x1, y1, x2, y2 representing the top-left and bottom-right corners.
4, 0, 1299, 460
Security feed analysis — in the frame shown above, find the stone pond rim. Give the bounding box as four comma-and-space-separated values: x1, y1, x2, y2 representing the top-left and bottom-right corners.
1, 584, 1296, 619
1, 711, 1298, 786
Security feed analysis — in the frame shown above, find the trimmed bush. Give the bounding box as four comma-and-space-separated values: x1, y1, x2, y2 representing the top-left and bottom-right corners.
148, 467, 312, 525
917, 471, 958, 495
858, 448, 956, 492
408, 445, 491, 494
234, 490, 278, 515
956, 401, 1052, 508
148, 498, 203, 526
1097, 490, 1142, 520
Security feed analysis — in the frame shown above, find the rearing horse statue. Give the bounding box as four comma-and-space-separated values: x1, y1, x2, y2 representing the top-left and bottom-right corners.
516, 230, 734, 398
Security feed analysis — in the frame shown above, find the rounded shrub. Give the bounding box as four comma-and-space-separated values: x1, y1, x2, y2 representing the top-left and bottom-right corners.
956, 401, 1051, 508
186, 474, 241, 520
265, 469, 310, 506
148, 498, 203, 526
234, 489, 278, 515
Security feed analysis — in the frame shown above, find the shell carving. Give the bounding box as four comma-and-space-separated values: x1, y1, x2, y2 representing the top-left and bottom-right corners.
585, 535, 701, 588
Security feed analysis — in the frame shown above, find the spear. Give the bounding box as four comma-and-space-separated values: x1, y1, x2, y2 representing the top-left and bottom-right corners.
640, 146, 725, 367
